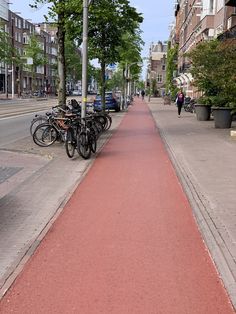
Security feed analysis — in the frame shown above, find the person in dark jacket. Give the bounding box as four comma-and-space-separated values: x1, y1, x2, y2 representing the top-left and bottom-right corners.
141, 90, 145, 100
176, 89, 185, 117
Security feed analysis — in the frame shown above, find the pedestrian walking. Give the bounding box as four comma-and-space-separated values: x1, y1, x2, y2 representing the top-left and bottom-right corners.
176, 89, 185, 117
141, 90, 145, 100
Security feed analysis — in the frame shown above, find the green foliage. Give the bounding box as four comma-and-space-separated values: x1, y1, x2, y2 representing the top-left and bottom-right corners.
106, 68, 123, 91
65, 35, 82, 82
88, 0, 142, 64
30, 0, 143, 109
118, 29, 144, 68
24, 34, 47, 92
187, 39, 236, 108
165, 42, 178, 98
137, 80, 145, 90
0, 22, 21, 65
24, 34, 46, 68
87, 0, 143, 110
151, 78, 157, 96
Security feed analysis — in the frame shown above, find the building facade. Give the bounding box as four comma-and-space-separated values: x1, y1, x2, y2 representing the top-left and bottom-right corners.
0, 1, 59, 97
147, 41, 167, 96
172, 0, 236, 97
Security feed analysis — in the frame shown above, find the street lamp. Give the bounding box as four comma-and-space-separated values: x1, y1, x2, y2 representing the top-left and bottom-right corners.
125, 61, 142, 108
11, 16, 15, 99
128, 62, 142, 95
81, 0, 93, 119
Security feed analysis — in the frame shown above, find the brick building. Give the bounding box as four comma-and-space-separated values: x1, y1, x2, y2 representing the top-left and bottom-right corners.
172, 0, 236, 97
147, 41, 167, 96
0, 0, 58, 96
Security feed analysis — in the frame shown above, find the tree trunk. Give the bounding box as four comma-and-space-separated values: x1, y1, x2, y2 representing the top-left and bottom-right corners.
32, 65, 36, 93
101, 60, 106, 111
122, 66, 126, 110
57, 8, 66, 108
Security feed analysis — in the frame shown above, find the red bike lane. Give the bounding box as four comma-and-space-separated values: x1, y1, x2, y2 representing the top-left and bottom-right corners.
0, 99, 234, 313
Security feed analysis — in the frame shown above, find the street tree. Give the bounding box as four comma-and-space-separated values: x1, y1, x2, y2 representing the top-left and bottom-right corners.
88, 1, 142, 110
118, 29, 144, 105
0, 23, 22, 96
30, 0, 74, 106
0, 25, 13, 63
65, 35, 82, 90
67, 0, 143, 110
30, 0, 143, 110
165, 42, 178, 100
24, 34, 47, 93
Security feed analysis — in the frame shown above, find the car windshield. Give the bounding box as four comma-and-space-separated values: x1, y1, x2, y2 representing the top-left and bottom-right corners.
96, 92, 113, 100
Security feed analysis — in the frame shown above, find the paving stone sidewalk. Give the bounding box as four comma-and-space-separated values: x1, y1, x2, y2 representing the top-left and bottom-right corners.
148, 97, 236, 307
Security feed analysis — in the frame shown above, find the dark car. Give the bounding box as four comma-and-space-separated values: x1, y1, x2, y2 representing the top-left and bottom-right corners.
93, 92, 120, 112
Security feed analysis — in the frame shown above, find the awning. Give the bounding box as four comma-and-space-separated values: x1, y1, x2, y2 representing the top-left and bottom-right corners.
174, 73, 193, 85
183, 73, 193, 83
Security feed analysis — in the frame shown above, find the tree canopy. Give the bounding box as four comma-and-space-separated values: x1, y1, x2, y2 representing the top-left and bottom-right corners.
187, 38, 236, 107
30, 0, 144, 108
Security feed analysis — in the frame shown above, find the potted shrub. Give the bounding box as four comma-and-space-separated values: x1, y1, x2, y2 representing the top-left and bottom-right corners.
195, 96, 212, 121
210, 95, 235, 129
187, 38, 236, 128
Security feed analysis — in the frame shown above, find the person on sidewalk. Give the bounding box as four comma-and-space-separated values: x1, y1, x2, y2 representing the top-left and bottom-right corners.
141, 90, 145, 100
176, 89, 185, 117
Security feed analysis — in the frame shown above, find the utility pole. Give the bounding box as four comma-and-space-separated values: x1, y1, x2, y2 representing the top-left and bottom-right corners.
11, 16, 14, 99
4, 24, 8, 99
81, 0, 93, 119
43, 35, 47, 96
81, 0, 89, 119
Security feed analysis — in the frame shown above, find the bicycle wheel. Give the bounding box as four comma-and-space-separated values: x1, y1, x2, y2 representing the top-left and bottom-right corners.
89, 131, 97, 153
77, 131, 91, 159
33, 123, 58, 147
65, 127, 76, 158
96, 115, 107, 130
30, 116, 48, 136
104, 114, 112, 130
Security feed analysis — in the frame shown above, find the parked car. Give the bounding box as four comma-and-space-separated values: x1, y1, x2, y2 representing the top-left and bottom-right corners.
93, 91, 120, 112
72, 90, 82, 96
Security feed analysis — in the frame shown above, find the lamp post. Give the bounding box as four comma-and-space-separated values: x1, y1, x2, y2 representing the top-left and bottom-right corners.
125, 61, 142, 108
81, 0, 93, 119
4, 24, 8, 98
43, 35, 47, 96
11, 16, 14, 99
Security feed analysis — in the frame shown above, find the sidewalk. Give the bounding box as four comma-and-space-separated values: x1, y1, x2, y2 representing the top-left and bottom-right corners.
0, 98, 234, 313
147, 97, 236, 307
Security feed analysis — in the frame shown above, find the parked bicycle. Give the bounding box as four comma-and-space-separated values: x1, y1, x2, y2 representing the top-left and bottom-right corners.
30, 101, 112, 160
184, 97, 196, 113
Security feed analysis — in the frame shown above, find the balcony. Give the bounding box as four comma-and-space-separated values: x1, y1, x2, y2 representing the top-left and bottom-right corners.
218, 24, 236, 40
227, 14, 236, 29
225, 0, 236, 6
200, 15, 214, 33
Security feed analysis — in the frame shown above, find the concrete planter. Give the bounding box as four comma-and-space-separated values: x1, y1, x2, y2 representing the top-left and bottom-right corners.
212, 107, 232, 128
195, 104, 211, 121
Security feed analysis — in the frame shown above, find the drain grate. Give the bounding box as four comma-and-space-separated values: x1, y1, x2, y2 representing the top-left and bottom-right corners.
0, 167, 23, 184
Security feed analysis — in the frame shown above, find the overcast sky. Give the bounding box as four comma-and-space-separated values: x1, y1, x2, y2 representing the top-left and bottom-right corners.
10, 0, 174, 72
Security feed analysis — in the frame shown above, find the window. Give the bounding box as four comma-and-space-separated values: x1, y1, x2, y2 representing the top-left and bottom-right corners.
157, 74, 162, 83
216, 0, 224, 12
162, 65, 166, 71
209, 0, 214, 13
